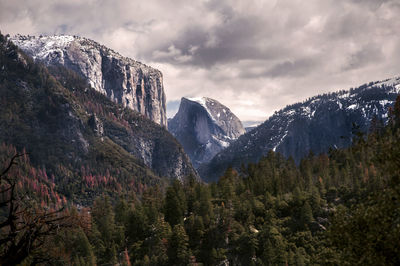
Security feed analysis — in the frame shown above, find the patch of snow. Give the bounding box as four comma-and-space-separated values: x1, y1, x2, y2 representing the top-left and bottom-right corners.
219, 141, 229, 148
338, 92, 350, 99
188, 97, 206, 105
11, 35, 75, 61
379, 100, 390, 106
206, 141, 212, 149
393, 84, 400, 93
284, 110, 296, 116
310, 98, 321, 104
347, 104, 357, 110
272, 131, 288, 152
188, 97, 217, 122
302, 106, 312, 117
361, 108, 366, 118
376, 77, 400, 87
212, 135, 230, 148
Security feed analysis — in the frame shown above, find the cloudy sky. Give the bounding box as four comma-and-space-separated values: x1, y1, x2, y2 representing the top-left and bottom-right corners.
1, 0, 400, 124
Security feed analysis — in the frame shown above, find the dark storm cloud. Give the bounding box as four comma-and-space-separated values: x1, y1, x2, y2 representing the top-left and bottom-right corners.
349, 0, 390, 9
151, 12, 272, 67
1, 0, 400, 121
235, 57, 319, 79
343, 43, 385, 71
265, 58, 319, 78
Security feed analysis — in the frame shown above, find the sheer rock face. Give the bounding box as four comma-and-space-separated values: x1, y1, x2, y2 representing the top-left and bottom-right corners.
11, 35, 167, 127
199, 77, 400, 182
168, 97, 245, 168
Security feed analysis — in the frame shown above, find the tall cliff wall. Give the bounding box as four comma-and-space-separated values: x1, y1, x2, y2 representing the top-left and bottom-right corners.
11, 35, 167, 127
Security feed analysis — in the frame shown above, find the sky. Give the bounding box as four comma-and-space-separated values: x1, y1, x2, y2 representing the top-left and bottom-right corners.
1, 0, 400, 124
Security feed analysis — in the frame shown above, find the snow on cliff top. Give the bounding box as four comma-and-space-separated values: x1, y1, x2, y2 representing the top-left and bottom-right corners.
187, 97, 218, 122
188, 97, 207, 106
11, 35, 75, 60
10, 35, 159, 73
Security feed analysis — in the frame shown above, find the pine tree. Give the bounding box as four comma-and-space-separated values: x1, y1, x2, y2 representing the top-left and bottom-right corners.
91, 195, 119, 264
300, 201, 313, 228
115, 198, 130, 227
164, 184, 185, 226
167, 224, 190, 266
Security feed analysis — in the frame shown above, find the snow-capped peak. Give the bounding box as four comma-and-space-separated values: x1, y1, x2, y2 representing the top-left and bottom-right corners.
11, 35, 75, 61
169, 97, 245, 167
187, 97, 218, 122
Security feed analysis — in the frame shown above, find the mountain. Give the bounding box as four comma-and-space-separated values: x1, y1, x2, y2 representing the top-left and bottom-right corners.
10, 35, 167, 127
199, 78, 400, 182
0, 34, 196, 204
245, 126, 257, 132
168, 97, 245, 167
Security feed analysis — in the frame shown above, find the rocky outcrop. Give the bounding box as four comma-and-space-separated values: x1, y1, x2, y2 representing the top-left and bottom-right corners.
11, 35, 167, 127
88, 114, 104, 137
102, 115, 196, 180
199, 77, 400, 182
169, 97, 245, 168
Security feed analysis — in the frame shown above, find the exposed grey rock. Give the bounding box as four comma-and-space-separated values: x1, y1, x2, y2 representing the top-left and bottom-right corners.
168, 97, 245, 168
310, 221, 327, 231
10, 35, 167, 127
317, 217, 329, 225
103, 119, 196, 180
88, 114, 104, 137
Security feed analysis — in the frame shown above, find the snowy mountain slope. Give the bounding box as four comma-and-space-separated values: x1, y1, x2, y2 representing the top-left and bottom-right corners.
10, 35, 167, 127
199, 77, 400, 182
168, 97, 245, 168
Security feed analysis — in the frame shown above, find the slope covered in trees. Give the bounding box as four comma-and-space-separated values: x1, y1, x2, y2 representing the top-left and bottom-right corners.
11, 95, 396, 265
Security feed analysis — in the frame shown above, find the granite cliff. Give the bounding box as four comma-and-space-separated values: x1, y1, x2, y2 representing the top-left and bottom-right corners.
11, 35, 167, 127
169, 97, 245, 167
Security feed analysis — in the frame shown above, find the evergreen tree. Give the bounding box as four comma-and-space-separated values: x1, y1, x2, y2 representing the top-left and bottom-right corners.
167, 224, 190, 266
91, 195, 120, 264
163, 180, 186, 227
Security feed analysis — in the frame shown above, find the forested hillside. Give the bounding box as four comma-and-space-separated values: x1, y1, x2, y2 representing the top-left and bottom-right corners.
80, 98, 399, 265
3, 95, 398, 264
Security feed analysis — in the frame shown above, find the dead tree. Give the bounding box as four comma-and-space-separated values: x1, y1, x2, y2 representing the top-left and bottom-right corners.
0, 154, 73, 265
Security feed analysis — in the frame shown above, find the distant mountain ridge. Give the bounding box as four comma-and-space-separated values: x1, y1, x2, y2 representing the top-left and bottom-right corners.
10, 35, 167, 127
168, 97, 245, 167
199, 77, 400, 182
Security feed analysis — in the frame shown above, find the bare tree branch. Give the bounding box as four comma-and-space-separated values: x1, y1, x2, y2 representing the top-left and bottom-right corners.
0, 153, 74, 265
